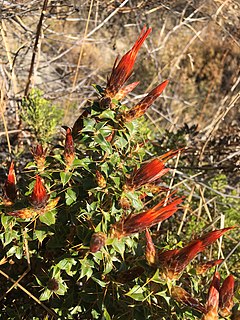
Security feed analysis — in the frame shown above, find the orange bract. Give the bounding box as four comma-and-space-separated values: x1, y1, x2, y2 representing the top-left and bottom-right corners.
111, 196, 183, 238
145, 228, 158, 265
202, 272, 220, 320
3, 161, 17, 204
159, 228, 234, 280
105, 26, 151, 98
29, 175, 49, 209
171, 286, 207, 314
123, 80, 169, 122
64, 127, 75, 168
31, 144, 47, 171
219, 275, 235, 317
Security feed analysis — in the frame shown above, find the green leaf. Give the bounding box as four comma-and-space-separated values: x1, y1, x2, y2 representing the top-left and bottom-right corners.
1, 214, 15, 229
60, 171, 72, 186
65, 188, 77, 206
79, 259, 94, 280
92, 276, 106, 288
35, 229, 48, 243
102, 308, 111, 320
94, 135, 112, 153
112, 238, 125, 259
39, 289, 52, 301
82, 118, 96, 132
99, 110, 116, 121
39, 210, 56, 226
126, 285, 146, 301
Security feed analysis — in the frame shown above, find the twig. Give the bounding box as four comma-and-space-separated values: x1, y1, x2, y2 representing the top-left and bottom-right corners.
24, 0, 49, 96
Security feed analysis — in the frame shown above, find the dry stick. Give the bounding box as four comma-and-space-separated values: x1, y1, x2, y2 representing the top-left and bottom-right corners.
0, 269, 58, 318
24, 0, 48, 96
1, 21, 19, 96
177, 185, 195, 235
199, 93, 240, 162
218, 240, 240, 271
0, 86, 11, 154
64, 0, 94, 122
157, 150, 181, 231
0, 231, 31, 301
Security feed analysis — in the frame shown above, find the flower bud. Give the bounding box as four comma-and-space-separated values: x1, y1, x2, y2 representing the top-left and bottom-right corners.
64, 127, 75, 168
145, 228, 158, 266
31, 144, 47, 172
3, 161, 17, 205
29, 175, 49, 209
96, 170, 106, 188
90, 232, 106, 253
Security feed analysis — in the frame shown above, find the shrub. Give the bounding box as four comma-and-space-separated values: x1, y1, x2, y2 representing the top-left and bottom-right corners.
0, 27, 238, 320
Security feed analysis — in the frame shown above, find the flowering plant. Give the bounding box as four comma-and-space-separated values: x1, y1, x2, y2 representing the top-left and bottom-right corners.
0, 27, 238, 319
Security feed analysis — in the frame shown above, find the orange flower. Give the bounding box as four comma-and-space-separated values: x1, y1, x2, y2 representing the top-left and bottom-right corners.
111, 196, 183, 238
31, 144, 47, 171
64, 127, 75, 168
105, 26, 151, 98
126, 149, 181, 190
171, 286, 207, 314
219, 275, 235, 317
159, 227, 234, 280
202, 272, 220, 320
90, 232, 106, 253
123, 80, 169, 122
196, 259, 224, 275
29, 175, 49, 209
3, 161, 17, 204
145, 228, 158, 265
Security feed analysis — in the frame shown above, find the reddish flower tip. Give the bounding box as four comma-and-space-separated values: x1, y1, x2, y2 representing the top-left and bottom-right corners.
29, 175, 49, 209
219, 275, 235, 317
64, 127, 75, 168
105, 26, 151, 98
199, 227, 235, 248
124, 80, 169, 122
3, 161, 17, 203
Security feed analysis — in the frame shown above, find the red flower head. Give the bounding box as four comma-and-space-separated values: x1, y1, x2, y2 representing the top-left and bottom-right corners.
219, 275, 235, 317
111, 195, 183, 238
123, 80, 169, 122
196, 259, 224, 275
202, 272, 220, 320
90, 232, 106, 253
171, 286, 207, 314
105, 26, 152, 98
145, 228, 158, 266
3, 161, 17, 204
31, 144, 47, 171
158, 227, 234, 280
126, 149, 181, 190
29, 175, 49, 209
64, 127, 75, 168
